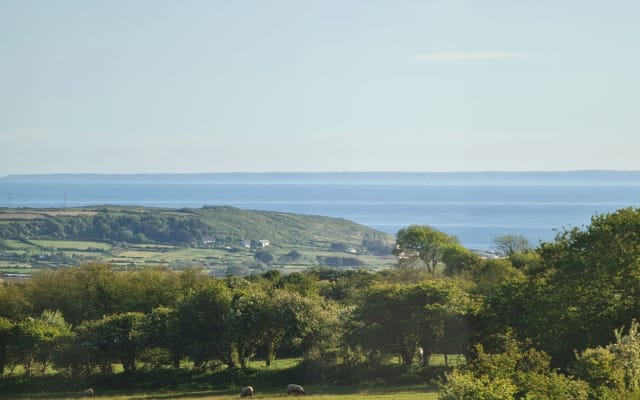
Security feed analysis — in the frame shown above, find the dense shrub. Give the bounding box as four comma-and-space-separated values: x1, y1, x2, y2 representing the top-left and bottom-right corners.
573, 320, 640, 399
439, 370, 516, 400
439, 339, 588, 400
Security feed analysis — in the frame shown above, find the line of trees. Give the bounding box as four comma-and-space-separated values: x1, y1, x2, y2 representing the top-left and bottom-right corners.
0, 212, 211, 245
0, 262, 476, 378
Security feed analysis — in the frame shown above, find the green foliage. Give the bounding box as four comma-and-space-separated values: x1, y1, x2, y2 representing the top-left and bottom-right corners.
317, 268, 376, 302
518, 370, 590, 400
439, 369, 517, 400
492, 234, 532, 257
471, 258, 525, 295
316, 256, 365, 267
573, 347, 624, 393
277, 272, 320, 297
25, 263, 120, 325
0, 281, 32, 321
23, 263, 202, 325
279, 250, 302, 263
440, 339, 588, 400
0, 316, 13, 377
508, 250, 541, 270
347, 280, 472, 366
254, 250, 274, 263
441, 243, 481, 276
394, 225, 459, 275
88, 312, 145, 373
533, 207, 640, 366
175, 280, 236, 368
0, 206, 393, 254
573, 320, 640, 398
8, 310, 72, 377
139, 306, 183, 368
8, 207, 640, 396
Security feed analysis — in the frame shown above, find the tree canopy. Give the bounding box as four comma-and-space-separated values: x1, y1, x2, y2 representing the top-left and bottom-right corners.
394, 225, 459, 275
3, 208, 640, 398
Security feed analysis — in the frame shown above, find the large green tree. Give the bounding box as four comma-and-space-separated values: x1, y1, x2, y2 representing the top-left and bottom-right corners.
9, 310, 72, 376
483, 208, 640, 368
347, 280, 472, 366
175, 281, 237, 368
394, 225, 459, 275
139, 306, 183, 368
535, 208, 640, 366
89, 312, 145, 373
0, 281, 31, 321
25, 263, 121, 325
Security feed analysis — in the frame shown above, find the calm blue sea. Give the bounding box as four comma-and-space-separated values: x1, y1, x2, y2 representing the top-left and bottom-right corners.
2, 171, 640, 250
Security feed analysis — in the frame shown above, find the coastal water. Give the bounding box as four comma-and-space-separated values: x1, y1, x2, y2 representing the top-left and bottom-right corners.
2, 171, 640, 250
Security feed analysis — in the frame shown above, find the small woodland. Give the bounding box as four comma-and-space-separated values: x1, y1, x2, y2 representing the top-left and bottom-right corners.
2, 207, 640, 400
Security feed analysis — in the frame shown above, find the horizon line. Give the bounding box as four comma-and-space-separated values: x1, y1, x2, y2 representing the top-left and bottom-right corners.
3, 169, 640, 178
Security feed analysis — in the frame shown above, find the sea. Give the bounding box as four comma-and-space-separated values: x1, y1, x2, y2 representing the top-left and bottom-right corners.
2, 171, 640, 251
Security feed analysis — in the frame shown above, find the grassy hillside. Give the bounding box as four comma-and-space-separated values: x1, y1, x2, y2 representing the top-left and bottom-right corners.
191, 206, 391, 247
0, 205, 392, 248
0, 206, 396, 274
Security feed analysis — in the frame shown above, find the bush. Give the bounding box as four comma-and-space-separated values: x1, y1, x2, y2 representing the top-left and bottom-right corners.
440, 340, 588, 400
573, 320, 640, 399
254, 251, 273, 264
439, 369, 516, 400
517, 371, 589, 400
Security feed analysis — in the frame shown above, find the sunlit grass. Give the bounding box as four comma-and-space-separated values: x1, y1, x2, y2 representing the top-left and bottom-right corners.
30, 240, 112, 250
0, 357, 446, 400
1, 387, 439, 400
117, 251, 164, 258
1, 239, 36, 249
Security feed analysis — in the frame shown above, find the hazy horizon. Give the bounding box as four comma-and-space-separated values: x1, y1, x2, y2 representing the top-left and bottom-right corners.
4, 167, 640, 176
4, 170, 640, 187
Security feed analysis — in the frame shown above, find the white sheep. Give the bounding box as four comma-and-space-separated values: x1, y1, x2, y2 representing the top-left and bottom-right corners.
287, 384, 305, 395
83, 388, 94, 397
240, 386, 254, 398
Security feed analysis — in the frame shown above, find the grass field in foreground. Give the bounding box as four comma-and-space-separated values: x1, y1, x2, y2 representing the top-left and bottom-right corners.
0, 386, 439, 400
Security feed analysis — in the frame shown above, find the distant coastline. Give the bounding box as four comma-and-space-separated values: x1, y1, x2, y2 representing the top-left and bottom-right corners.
2, 171, 640, 249
3, 170, 640, 185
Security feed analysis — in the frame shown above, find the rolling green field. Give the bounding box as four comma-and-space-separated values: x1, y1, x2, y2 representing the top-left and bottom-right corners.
0, 387, 439, 400
0, 206, 396, 275
0, 239, 395, 276
29, 240, 112, 250
1, 240, 36, 249
0, 357, 442, 400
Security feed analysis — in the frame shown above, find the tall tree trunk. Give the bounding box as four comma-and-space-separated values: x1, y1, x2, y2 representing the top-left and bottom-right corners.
0, 348, 5, 377
400, 349, 414, 366
123, 358, 136, 373
265, 339, 274, 368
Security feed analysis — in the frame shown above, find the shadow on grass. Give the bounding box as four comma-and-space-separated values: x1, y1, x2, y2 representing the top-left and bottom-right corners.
0, 362, 444, 399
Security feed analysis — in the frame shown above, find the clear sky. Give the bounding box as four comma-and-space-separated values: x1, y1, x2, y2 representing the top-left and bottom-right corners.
1, 0, 639, 174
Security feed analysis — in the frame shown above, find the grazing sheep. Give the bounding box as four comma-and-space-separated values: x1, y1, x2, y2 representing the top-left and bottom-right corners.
287, 384, 305, 395
240, 386, 254, 398
83, 388, 94, 397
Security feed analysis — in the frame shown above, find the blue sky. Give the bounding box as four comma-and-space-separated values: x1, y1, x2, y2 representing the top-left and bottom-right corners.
1, 0, 639, 174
